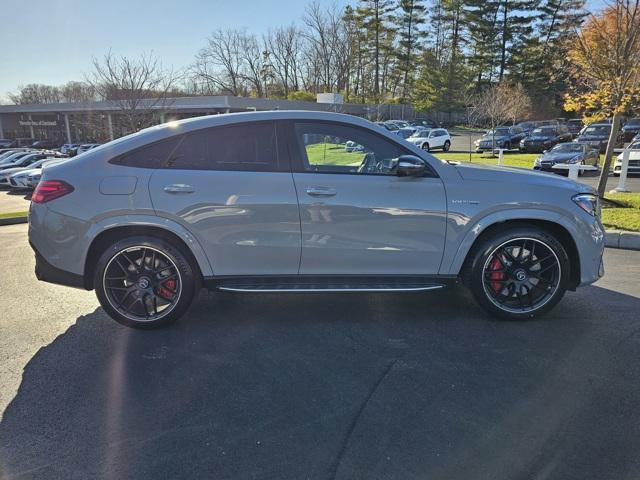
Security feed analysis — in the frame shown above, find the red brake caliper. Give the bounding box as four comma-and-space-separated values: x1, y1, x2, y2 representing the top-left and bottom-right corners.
158, 279, 176, 300
489, 257, 505, 293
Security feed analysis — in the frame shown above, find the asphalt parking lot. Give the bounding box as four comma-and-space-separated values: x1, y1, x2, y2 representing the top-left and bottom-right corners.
1, 222, 639, 479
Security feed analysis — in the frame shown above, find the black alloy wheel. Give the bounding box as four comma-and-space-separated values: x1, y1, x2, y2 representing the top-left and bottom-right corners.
466, 228, 570, 319
94, 236, 200, 328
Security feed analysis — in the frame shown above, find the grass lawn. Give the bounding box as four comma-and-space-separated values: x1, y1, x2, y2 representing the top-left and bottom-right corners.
602, 192, 640, 232
0, 211, 28, 219
305, 143, 365, 166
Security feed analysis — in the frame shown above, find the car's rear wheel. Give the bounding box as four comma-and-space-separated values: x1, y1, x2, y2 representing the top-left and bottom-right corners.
464, 227, 570, 319
94, 236, 200, 328
443, 140, 451, 151
422, 143, 430, 152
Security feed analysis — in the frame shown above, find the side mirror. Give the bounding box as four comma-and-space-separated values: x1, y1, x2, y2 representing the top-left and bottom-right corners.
397, 155, 426, 177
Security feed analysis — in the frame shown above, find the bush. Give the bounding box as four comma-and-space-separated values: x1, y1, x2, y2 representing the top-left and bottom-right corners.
287, 91, 316, 102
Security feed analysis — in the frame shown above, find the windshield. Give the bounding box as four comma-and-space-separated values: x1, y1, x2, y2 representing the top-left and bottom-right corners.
551, 143, 583, 153
627, 118, 640, 126
583, 125, 611, 135
531, 127, 556, 136
486, 128, 510, 136
410, 128, 430, 138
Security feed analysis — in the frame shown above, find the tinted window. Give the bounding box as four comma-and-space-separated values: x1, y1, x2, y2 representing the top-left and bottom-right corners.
112, 122, 279, 171
113, 137, 181, 168
294, 122, 410, 175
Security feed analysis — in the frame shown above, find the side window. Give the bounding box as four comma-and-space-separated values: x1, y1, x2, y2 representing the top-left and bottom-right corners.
112, 122, 280, 171
111, 137, 181, 169
169, 122, 279, 171
294, 122, 409, 175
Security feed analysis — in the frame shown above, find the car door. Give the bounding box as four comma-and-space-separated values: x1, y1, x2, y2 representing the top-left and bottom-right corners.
429, 130, 444, 149
148, 121, 301, 276
287, 120, 447, 276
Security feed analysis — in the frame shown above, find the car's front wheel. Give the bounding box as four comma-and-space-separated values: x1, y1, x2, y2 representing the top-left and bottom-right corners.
422, 142, 430, 152
443, 140, 451, 151
94, 236, 200, 328
464, 226, 570, 319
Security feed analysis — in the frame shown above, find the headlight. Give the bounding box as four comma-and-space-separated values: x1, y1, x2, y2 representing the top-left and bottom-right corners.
474, 140, 480, 146
572, 193, 598, 216
534, 157, 542, 165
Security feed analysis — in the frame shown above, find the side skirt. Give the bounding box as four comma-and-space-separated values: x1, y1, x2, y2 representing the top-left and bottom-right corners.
203, 275, 459, 293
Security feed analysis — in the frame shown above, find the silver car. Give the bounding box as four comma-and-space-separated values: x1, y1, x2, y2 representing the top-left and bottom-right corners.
28, 111, 605, 328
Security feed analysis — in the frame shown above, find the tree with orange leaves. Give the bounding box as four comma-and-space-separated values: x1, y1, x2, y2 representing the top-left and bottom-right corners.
564, 0, 640, 196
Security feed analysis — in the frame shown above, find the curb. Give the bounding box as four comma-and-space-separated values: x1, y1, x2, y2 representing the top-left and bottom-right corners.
605, 230, 640, 251
0, 216, 28, 226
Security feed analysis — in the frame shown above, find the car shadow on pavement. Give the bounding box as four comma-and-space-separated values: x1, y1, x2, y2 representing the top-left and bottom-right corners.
1, 285, 640, 480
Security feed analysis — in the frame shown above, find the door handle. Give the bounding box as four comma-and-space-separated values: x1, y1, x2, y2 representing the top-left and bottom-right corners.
306, 186, 336, 197
163, 184, 195, 194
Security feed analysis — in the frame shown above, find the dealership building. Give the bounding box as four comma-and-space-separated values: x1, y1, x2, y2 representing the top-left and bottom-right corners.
0, 95, 415, 144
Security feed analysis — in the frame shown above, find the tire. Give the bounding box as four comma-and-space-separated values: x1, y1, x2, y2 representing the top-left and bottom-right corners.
463, 226, 570, 320
443, 140, 451, 152
422, 143, 430, 152
94, 235, 200, 328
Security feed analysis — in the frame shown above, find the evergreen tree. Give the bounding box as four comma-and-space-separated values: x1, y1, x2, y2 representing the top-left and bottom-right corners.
394, 0, 427, 101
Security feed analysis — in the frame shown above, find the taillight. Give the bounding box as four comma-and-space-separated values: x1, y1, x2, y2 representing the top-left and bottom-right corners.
32, 180, 74, 204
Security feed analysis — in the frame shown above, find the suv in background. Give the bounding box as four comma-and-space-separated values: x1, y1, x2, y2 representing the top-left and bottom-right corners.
622, 117, 640, 142
576, 123, 619, 152
475, 126, 526, 152
520, 125, 572, 152
31, 139, 60, 150
29, 111, 604, 329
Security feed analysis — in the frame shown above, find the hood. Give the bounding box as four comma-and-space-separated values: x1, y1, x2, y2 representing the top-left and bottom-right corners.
577, 134, 607, 141
480, 134, 508, 141
10, 167, 40, 178
0, 166, 29, 176
623, 124, 640, 131
454, 162, 592, 193
526, 135, 554, 141
540, 151, 582, 162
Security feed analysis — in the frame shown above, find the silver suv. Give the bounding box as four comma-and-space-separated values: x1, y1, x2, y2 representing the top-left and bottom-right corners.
28, 112, 605, 328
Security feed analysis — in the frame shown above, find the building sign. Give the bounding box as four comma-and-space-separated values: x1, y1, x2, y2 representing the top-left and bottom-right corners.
19, 120, 57, 127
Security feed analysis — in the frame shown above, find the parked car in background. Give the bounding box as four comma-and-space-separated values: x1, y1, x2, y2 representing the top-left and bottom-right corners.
475, 126, 526, 152
515, 121, 537, 135
613, 140, 640, 176
59, 143, 81, 155
520, 125, 572, 153
0, 139, 13, 148
7, 158, 68, 189
26, 171, 42, 189
0, 150, 37, 167
407, 127, 451, 151
76, 143, 101, 155
29, 110, 605, 328
0, 151, 61, 172
575, 123, 618, 153
533, 142, 599, 175
622, 117, 640, 142
567, 119, 584, 138
396, 127, 417, 139
0, 147, 32, 157
31, 139, 61, 149
1, 157, 60, 187
537, 120, 560, 127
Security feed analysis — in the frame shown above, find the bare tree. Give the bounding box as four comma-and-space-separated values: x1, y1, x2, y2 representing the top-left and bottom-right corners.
60, 81, 97, 103
504, 82, 531, 125
9, 84, 62, 104
192, 29, 247, 96
266, 25, 303, 96
472, 82, 514, 155
86, 51, 178, 134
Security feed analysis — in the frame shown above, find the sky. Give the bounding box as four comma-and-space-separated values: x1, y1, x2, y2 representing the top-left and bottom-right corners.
0, 0, 607, 100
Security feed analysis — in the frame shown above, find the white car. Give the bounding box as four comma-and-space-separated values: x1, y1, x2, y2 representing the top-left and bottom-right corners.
2, 157, 66, 188
614, 140, 640, 176
406, 128, 451, 152
76, 143, 101, 155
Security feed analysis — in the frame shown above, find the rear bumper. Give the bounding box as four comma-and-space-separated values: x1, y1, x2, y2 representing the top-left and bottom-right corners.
31, 241, 86, 289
